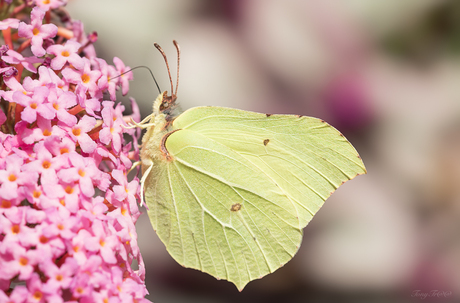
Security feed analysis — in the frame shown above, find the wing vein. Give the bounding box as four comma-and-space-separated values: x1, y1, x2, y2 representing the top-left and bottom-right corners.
168, 163, 185, 262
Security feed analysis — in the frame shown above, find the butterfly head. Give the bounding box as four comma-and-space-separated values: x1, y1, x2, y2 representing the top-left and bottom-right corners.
159, 91, 177, 112
159, 92, 180, 124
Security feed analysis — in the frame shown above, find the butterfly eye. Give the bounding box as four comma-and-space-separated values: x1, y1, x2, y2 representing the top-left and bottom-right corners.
160, 102, 170, 111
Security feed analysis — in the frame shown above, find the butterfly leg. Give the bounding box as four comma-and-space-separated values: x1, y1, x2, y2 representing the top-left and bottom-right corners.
123, 115, 156, 129
128, 161, 141, 175
139, 159, 154, 207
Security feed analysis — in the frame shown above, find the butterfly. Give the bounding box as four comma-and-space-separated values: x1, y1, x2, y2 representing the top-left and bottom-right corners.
131, 41, 366, 291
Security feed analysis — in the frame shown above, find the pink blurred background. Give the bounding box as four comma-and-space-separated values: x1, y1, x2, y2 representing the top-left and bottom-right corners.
67, 1, 460, 302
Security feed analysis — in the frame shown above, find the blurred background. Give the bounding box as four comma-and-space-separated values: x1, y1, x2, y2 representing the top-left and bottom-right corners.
67, 0, 460, 302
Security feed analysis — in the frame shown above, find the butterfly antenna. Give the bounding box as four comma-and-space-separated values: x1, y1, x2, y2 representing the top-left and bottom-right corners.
111, 66, 161, 94
154, 42, 174, 97
173, 40, 180, 96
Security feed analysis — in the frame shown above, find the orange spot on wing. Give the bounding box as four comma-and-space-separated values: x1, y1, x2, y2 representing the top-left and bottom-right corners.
160, 129, 181, 161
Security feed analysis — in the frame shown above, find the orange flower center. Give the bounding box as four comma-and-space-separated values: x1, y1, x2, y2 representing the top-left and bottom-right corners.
11, 224, 20, 234
53, 103, 59, 110
78, 169, 85, 177
1, 200, 11, 208
30, 102, 37, 109
33, 290, 43, 301
99, 239, 105, 247
56, 274, 63, 281
72, 128, 81, 136
33, 190, 41, 198
43, 129, 52, 136
19, 257, 28, 266
39, 235, 49, 244
33, 28, 40, 36
81, 74, 90, 83
60, 147, 69, 154
61, 50, 70, 57
42, 160, 51, 169
65, 185, 74, 194
8, 174, 17, 182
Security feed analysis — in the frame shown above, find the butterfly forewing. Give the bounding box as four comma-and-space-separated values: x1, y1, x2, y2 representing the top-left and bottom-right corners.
173, 107, 366, 227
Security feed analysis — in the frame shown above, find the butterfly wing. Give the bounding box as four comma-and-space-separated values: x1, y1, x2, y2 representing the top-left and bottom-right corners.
144, 106, 366, 290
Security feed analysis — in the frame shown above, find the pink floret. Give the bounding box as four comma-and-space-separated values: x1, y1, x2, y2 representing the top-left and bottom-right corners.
17, 7, 58, 57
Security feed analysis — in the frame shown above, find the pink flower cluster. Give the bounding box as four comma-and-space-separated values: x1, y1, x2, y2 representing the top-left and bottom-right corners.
1, 3, 149, 302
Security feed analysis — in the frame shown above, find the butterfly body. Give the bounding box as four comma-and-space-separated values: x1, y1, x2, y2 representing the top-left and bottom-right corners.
139, 91, 366, 290
140, 91, 178, 164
